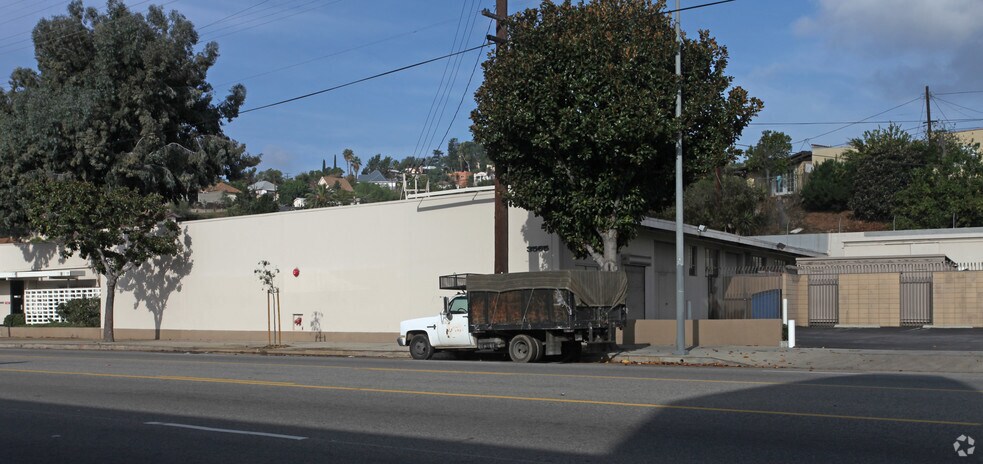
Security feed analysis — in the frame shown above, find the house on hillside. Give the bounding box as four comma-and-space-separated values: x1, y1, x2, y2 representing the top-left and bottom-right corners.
449, 171, 472, 188
749, 144, 852, 196
318, 175, 354, 192
356, 170, 396, 189
197, 182, 241, 206
248, 180, 278, 199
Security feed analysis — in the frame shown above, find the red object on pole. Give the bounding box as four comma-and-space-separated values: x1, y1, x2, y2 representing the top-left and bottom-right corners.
292, 268, 300, 277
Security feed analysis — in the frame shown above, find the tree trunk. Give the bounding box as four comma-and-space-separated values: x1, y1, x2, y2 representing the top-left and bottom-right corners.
600, 228, 618, 271
103, 274, 117, 342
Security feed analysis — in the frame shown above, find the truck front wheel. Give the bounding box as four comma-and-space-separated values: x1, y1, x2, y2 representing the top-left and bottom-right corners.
508, 334, 541, 363
409, 334, 435, 360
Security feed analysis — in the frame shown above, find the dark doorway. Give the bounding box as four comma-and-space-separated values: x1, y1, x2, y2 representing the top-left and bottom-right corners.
10, 280, 24, 315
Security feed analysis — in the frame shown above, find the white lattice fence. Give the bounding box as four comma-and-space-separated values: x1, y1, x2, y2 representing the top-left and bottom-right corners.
24, 288, 101, 324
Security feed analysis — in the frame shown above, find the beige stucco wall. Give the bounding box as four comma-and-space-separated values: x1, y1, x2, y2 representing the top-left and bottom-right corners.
624, 319, 781, 347
932, 271, 983, 327
103, 190, 550, 337
837, 273, 901, 326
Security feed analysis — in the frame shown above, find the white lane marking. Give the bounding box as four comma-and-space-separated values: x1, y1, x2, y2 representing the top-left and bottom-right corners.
145, 422, 307, 440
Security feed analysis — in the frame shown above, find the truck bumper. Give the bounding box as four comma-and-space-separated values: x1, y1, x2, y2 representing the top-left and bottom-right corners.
396, 335, 407, 346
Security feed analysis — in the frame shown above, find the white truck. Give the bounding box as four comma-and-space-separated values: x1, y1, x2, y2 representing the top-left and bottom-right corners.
397, 271, 628, 362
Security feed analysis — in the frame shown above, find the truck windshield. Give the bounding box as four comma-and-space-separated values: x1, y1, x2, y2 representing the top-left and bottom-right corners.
448, 297, 468, 314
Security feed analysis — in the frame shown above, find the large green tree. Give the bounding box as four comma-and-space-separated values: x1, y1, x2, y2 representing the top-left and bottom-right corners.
801, 159, 852, 212
680, 174, 766, 236
847, 125, 930, 221
0, 0, 259, 236
26, 180, 180, 342
894, 133, 983, 229
471, 0, 761, 270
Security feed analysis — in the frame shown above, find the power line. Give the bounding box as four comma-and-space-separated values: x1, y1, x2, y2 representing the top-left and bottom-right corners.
423, 0, 482, 157
433, 18, 493, 162
412, 0, 472, 159
792, 95, 923, 145
933, 95, 983, 116
215, 17, 457, 88
198, 0, 271, 30
201, 0, 343, 42
936, 90, 983, 96
240, 43, 491, 114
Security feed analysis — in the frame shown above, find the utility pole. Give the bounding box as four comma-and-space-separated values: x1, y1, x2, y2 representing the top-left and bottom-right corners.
925, 85, 932, 144
673, 0, 687, 356
492, 0, 508, 274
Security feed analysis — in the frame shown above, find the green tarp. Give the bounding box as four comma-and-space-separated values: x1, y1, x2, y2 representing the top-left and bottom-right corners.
466, 271, 628, 308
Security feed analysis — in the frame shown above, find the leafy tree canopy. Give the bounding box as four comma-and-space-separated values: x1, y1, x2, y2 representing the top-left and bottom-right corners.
744, 130, 792, 178
894, 133, 983, 229
471, 0, 761, 269
678, 174, 767, 235
847, 124, 929, 221
0, 0, 259, 236
26, 180, 180, 341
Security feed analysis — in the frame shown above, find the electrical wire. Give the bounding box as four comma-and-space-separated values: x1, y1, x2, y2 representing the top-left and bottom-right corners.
422, 0, 482, 158
412, 0, 472, 159
214, 17, 457, 88
791, 95, 923, 145
201, 0, 343, 42
240, 43, 491, 114
933, 95, 983, 116
198, 0, 271, 30
0, 0, 177, 56
432, 18, 493, 162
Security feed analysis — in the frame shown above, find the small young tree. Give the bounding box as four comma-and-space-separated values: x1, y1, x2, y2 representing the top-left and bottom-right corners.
27, 180, 181, 342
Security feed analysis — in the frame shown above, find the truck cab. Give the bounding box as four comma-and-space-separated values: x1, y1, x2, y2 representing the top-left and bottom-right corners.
397, 294, 477, 360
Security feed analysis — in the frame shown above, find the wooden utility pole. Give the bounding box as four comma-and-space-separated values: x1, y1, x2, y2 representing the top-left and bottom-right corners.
925, 85, 932, 143
493, 0, 508, 274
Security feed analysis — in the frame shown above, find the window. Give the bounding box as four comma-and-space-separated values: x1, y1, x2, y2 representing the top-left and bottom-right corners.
751, 256, 766, 268
448, 296, 468, 314
689, 246, 698, 276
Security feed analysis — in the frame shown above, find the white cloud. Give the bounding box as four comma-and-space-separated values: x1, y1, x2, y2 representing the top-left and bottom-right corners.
794, 0, 983, 54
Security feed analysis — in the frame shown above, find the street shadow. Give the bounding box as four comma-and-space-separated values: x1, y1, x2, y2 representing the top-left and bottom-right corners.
606, 372, 981, 463
118, 228, 194, 340
2, 368, 977, 463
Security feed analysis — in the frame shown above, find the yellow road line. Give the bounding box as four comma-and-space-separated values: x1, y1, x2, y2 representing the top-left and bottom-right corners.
1, 352, 980, 395
0, 367, 979, 427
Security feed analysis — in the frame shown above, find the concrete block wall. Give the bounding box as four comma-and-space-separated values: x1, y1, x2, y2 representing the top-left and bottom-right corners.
838, 273, 901, 326
783, 274, 809, 326
933, 271, 983, 327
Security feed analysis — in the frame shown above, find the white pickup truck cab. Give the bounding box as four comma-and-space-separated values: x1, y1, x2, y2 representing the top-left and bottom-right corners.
397, 295, 476, 360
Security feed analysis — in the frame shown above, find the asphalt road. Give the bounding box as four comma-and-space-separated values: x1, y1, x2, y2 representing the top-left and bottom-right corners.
797, 327, 983, 351
0, 349, 980, 463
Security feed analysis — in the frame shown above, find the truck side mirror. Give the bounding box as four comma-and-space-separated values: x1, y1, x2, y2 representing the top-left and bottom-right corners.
442, 296, 449, 316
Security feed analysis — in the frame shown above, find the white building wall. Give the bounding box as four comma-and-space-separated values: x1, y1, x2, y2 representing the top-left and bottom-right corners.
111, 190, 551, 335
757, 227, 983, 262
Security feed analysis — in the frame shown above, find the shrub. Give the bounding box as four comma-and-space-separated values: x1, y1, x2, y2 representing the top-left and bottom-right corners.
3, 313, 25, 327
801, 159, 852, 212
56, 298, 101, 327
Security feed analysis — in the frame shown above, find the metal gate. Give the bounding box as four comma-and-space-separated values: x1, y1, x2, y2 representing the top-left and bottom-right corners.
900, 272, 932, 327
808, 274, 838, 326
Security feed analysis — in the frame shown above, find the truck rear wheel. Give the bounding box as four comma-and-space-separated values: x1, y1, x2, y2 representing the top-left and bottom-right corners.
409, 334, 435, 360
508, 334, 540, 363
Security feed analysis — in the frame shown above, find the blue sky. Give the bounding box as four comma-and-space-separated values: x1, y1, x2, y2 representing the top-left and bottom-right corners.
2, 0, 982, 176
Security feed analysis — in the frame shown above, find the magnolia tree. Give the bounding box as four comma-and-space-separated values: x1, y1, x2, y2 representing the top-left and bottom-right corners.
472, 0, 761, 270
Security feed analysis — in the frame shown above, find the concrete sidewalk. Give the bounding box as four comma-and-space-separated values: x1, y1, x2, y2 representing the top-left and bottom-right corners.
0, 338, 980, 373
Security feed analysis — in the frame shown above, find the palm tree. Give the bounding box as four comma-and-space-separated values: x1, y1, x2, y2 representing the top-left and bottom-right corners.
305, 184, 333, 209
342, 148, 354, 177
351, 156, 362, 178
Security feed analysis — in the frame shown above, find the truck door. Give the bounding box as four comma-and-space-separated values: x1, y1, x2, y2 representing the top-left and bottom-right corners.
435, 296, 475, 347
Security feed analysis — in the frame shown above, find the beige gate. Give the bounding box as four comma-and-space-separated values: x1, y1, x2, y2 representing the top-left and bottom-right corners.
900, 272, 932, 327
808, 274, 838, 327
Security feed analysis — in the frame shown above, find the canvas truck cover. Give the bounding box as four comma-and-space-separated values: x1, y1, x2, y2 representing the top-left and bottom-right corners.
466, 271, 628, 308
